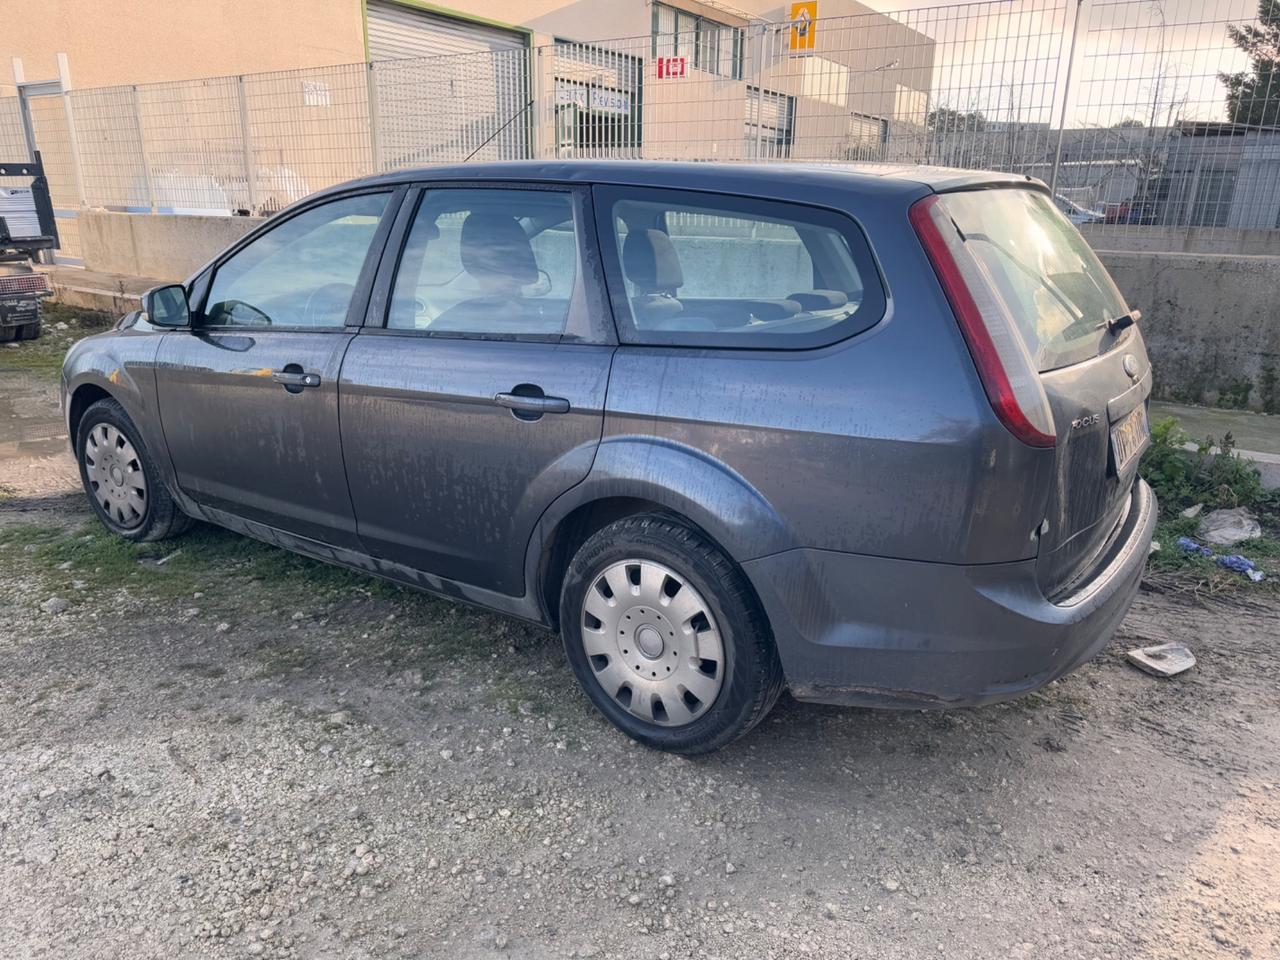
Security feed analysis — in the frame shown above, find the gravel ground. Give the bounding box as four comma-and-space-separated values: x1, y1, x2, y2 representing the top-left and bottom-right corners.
3, 324, 1280, 959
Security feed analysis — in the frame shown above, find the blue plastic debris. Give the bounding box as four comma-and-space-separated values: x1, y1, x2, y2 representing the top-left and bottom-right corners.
1216, 554, 1255, 574
1175, 537, 1266, 581
1177, 537, 1212, 557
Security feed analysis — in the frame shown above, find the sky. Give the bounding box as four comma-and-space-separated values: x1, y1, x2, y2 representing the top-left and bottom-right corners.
849, 0, 1261, 126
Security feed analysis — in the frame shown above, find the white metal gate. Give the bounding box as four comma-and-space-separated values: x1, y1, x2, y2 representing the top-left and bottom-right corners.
367, 1, 526, 60
8, 80, 84, 263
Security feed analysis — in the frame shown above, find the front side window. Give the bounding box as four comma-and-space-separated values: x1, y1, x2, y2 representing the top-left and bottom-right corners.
598, 187, 886, 349
204, 193, 389, 328
387, 188, 580, 338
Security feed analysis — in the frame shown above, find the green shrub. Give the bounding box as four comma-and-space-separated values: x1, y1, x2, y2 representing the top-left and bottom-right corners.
1139, 416, 1266, 519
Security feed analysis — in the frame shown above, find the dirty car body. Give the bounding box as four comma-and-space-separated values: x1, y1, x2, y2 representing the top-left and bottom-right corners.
62, 161, 1156, 751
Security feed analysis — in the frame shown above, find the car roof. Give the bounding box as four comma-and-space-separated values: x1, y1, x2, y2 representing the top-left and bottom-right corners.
324, 160, 1042, 203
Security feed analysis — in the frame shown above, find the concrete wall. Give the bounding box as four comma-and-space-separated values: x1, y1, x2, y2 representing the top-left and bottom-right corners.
1099, 250, 1280, 413
80, 211, 264, 283
1080, 225, 1280, 257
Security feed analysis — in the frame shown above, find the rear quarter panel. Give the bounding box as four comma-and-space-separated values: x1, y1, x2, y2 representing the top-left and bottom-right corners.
601, 184, 1057, 565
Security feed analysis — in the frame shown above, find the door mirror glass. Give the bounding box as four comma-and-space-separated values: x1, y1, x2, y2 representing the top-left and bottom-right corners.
143, 284, 191, 327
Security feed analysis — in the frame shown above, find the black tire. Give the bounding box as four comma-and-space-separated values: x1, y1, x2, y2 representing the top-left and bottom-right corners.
0, 326, 15, 342
76, 397, 193, 542
559, 514, 784, 754
16, 319, 41, 340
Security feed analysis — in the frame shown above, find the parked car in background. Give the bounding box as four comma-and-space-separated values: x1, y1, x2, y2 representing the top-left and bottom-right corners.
61, 161, 1155, 753
1054, 193, 1106, 224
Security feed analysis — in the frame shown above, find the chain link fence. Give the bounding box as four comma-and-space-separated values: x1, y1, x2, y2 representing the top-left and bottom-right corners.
3, 0, 1280, 259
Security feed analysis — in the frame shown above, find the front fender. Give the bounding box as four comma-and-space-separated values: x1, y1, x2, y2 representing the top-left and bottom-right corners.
62, 329, 178, 497
523, 434, 800, 611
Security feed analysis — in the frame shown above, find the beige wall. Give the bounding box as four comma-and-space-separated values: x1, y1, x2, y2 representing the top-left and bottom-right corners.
3, 0, 930, 95
2, 0, 365, 91
0, 0, 650, 95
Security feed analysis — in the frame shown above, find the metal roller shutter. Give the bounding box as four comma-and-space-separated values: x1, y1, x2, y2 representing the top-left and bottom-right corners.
367, 0, 526, 61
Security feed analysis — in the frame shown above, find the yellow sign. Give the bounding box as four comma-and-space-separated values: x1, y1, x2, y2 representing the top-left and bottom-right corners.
790, 1, 817, 52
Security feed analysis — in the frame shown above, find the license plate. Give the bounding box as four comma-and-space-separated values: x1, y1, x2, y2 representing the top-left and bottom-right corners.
1110, 404, 1149, 473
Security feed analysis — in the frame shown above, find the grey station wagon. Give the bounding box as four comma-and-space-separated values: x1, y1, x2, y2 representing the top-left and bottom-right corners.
61, 161, 1156, 753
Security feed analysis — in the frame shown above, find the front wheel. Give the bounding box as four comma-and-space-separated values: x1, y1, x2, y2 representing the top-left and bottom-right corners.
559, 514, 784, 754
76, 398, 192, 541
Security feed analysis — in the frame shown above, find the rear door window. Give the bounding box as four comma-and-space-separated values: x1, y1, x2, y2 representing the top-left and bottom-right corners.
594, 186, 885, 349
386, 188, 583, 339
938, 188, 1130, 372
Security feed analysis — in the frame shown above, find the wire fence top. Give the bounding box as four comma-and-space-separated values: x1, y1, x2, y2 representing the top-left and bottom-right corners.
4, 0, 1280, 255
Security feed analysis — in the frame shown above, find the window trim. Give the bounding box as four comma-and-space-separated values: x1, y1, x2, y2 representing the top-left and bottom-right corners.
192, 186, 405, 333
592, 184, 888, 351
361, 180, 617, 346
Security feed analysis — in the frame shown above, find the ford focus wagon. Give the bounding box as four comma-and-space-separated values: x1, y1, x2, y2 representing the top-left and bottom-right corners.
62, 161, 1155, 753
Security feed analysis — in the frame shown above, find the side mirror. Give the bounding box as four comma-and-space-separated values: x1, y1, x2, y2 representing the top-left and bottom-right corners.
142, 284, 191, 328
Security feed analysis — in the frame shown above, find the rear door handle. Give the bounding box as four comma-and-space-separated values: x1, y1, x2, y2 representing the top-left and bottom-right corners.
272, 370, 321, 389
494, 392, 570, 416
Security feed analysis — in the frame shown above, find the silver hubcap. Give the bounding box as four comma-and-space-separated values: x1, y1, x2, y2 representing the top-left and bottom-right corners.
84, 422, 147, 529
580, 560, 725, 727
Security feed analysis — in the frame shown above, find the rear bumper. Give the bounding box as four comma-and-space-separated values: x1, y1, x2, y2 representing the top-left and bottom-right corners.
744, 478, 1156, 708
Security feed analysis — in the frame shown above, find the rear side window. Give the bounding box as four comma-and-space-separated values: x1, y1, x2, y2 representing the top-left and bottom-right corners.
938, 188, 1130, 372
595, 186, 885, 348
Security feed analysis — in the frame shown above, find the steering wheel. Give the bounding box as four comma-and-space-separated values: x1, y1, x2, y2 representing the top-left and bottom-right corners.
303, 282, 355, 327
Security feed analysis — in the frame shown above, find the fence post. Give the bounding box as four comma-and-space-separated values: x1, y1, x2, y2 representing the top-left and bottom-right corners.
56, 53, 87, 207
131, 85, 155, 213
1049, 0, 1085, 197
236, 75, 257, 215
366, 61, 381, 175
531, 46, 545, 161
752, 25, 766, 159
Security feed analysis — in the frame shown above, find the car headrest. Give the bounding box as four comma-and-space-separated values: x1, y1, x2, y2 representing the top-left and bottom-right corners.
460, 213, 538, 287
787, 289, 850, 312
622, 228, 683, 295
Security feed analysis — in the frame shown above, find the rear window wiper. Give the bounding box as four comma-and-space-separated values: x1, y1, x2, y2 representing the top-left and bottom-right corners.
1095, 309, 1141, 335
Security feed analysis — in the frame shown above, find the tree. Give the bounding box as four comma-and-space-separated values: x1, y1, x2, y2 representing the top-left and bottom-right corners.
1220, 0, 1280, 127
926, 107, 987, 133
1113, 118, 1145, 128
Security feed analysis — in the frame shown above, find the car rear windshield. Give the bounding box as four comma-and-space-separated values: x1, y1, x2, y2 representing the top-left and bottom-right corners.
938, 188, 1130, 372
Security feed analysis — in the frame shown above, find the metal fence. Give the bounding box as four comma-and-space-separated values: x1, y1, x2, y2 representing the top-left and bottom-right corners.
3, 0, 1280, 263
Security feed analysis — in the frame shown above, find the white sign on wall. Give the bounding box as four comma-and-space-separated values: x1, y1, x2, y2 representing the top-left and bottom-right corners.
555, 80, 631, 116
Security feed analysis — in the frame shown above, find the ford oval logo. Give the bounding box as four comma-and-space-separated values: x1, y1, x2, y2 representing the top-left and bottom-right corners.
1122, 354, 1140, 380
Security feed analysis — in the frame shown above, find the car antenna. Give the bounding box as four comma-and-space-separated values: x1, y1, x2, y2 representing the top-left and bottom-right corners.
463, 99, 535, 163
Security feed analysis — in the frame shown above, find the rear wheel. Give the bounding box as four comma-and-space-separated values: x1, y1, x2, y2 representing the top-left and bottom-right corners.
560, 514, 784, 754
0, 326, 15, 342
16, 319, 41, 340
76, 398, 192, 542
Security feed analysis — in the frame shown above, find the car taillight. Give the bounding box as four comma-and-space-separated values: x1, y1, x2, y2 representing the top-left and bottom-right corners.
909, 194, 1056, 449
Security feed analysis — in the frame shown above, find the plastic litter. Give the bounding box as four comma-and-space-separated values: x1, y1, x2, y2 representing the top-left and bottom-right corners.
1198, 507, 1262, 546
1177, 537, 1212, 557
1175, 537, 1266, 582
1126, 642, 1196, 678
1180, 503, 1203, 519
1216, 554, 1256, 574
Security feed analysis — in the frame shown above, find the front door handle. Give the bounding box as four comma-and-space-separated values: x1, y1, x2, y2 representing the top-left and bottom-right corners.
272, 370, 321, 389
494, 391, 570, 418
